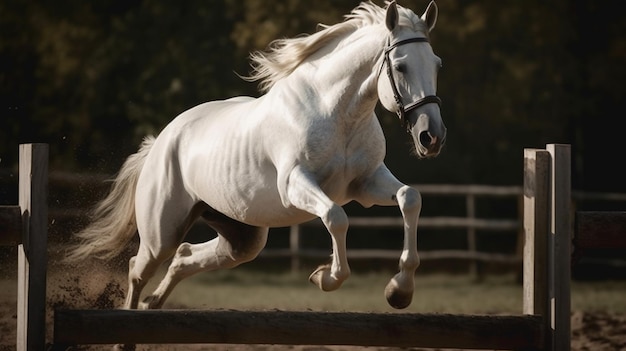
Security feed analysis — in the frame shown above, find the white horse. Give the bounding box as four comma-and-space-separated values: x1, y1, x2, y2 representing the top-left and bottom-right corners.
69, 0, 446, 313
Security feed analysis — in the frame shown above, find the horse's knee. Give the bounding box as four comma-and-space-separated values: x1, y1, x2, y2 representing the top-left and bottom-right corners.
398, 186, 422, 214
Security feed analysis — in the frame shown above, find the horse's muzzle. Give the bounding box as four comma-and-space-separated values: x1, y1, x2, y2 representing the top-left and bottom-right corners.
411, 113, 446, 158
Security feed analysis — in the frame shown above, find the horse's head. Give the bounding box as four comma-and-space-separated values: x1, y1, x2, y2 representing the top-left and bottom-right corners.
377, 1, 446, 158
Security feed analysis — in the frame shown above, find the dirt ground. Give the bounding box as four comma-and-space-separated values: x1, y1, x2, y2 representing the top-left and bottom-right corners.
1, 263, 625, 351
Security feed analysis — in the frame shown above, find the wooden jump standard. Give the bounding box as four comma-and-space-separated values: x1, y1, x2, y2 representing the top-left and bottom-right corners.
0, 144, 48, 351
4, 143, 626, 350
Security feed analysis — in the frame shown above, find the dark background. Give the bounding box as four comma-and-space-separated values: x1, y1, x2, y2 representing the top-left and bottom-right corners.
2, 0, 626, 192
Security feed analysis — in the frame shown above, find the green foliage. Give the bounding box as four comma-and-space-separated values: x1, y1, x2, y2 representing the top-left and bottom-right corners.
1, 0, 625, 190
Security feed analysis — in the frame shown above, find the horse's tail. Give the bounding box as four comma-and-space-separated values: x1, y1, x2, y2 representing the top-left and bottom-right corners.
66, 136, 155, 262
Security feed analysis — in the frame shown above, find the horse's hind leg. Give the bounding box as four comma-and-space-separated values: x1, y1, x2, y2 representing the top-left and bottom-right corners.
115, 198, 201, 350
140, 207, 269, 309
123, 247, 157, 310
123, 194, 202, 311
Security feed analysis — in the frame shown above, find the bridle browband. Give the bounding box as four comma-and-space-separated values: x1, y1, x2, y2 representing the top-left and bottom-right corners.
380, 37, 442, 129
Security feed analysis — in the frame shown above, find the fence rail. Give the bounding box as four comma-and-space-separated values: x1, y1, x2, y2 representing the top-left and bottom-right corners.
276, 184, 524, 273
266, 185, 626, 273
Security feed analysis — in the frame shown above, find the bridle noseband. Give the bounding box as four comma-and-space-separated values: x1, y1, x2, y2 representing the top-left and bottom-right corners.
380, 37, 442, 129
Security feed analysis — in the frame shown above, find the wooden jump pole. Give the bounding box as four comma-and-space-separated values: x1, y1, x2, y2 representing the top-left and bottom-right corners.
54, 310, 544, 350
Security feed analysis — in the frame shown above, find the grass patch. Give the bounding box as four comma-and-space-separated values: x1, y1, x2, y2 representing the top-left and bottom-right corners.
164, 269, 521, 314
162, 268, 626, 314
572, 280, 626, 312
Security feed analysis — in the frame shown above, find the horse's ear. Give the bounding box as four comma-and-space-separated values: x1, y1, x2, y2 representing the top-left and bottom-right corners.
385, 1, 399, 31
421, 0, 438, 32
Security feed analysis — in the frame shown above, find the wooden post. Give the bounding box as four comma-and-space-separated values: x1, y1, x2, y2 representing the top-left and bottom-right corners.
523, 148, 551, 350
17, 143, 49, 351
466, 193, 478, 278
547, 144, 571, 351
524, 144, 572, 351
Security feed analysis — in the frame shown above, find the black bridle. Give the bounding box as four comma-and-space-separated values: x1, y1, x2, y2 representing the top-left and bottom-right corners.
380, 37, 442, 129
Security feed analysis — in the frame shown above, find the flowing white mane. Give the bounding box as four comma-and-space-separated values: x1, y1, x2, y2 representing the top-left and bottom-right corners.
245, 1, 428, 93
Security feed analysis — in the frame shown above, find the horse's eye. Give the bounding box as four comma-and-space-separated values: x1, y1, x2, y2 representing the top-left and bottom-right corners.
394, 63, 406, 73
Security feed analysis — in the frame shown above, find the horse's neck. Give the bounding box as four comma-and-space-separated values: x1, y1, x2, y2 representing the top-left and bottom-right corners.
293, 28, 385, 119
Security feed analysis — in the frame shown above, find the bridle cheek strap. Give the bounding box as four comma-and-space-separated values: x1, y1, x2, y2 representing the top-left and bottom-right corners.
381, 37, 442, 129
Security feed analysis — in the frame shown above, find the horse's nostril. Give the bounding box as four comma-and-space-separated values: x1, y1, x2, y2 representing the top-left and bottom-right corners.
419, 131, 432, 147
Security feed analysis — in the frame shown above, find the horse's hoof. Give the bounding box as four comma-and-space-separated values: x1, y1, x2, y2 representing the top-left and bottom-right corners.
384, 287, 412, 309
308, 264, 342, 291
384, 278, 413, 309
139, 295, 159, 310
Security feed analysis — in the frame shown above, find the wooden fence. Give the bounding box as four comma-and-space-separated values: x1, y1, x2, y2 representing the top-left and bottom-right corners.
262, 185, 626, 273
4, 166, 626, 275
4, 170, 528, 273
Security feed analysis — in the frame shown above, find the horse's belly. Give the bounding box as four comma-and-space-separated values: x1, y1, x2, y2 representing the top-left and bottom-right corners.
187, 153, 373, 229
234, 181, 356, 227
207, 189, 317, 227
240, 197, 318, 227
193, 165, 316, 227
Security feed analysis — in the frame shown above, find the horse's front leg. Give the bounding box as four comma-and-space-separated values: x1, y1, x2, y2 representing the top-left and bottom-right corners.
283, 165, 350, 291
355, 165, 422, 309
